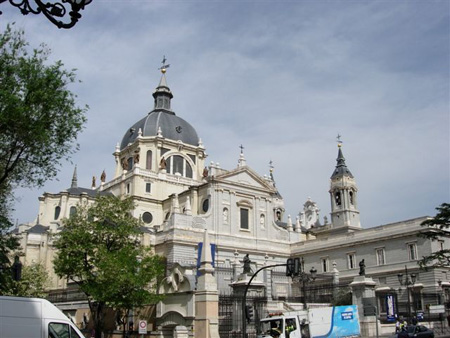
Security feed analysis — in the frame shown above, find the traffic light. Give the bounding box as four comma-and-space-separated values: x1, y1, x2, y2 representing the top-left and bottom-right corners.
293, 257, 300, 276
286, 258, 300, 277
286, 258, 294, 276
245, 305, 254, 323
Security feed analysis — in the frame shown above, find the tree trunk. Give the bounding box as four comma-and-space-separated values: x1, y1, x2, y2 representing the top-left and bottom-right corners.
89, 301, 105, 338
122, 309, 130, 338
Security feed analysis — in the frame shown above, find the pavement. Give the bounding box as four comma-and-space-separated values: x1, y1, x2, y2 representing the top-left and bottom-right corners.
368, 327, 450, 338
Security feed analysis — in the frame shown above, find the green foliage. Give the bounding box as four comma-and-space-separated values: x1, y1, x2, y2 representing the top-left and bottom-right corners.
5, 263, 50, 298
0, 22, 86, 297
332, 288, 353, 306
0, 23, 87, 190
419, 203, 450, 269
53, 196, 164, 338
0, 190, 21, 295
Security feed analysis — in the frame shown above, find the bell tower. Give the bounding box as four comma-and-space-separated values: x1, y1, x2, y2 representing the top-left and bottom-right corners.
329, 138, 361, 229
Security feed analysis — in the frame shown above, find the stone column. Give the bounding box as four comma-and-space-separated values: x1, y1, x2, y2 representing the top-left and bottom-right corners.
194, 230, 220, 338
350, 275, 378, 337
173, 325, 188, 338
332, 261, 339, 301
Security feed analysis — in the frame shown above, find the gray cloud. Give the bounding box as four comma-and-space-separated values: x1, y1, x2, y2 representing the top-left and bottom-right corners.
1, 0, 448, 228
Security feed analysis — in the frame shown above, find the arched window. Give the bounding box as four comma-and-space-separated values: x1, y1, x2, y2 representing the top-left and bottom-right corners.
54, 206, 61, 220
349, 191, 354, 205
335, 192, 342, 206
146, 150, 152, 170
69, 206, 77, 218
166, 155, 193, 178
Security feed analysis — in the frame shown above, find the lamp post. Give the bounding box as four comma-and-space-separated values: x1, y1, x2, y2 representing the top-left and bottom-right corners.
0, 0, 92, 29
398, 265, 417, 323
242, 263, 287, 338
241, 258, 317, 337
294, 258, 317, 310
438, 280, 446, 305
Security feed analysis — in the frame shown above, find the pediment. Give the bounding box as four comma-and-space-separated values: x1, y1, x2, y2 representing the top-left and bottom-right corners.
215, 167, 276, 192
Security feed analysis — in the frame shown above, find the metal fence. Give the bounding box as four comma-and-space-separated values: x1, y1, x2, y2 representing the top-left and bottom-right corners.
219, 293, 267, 338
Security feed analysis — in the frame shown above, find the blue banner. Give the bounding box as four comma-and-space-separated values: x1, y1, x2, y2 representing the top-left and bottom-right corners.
386, 294, 396, 322
196, 242, 216, 276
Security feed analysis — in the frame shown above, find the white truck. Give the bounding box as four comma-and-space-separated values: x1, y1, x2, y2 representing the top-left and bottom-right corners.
0, 296, 85, 338
258, 305, 361, 338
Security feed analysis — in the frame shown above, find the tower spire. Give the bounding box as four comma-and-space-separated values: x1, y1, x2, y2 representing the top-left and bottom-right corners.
153, 56, 173, 111
71, 165, 78, 188
329, 137, 361, 229
331, 136, 353, 179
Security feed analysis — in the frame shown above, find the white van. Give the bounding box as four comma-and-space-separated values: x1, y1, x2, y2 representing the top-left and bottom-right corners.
0, 296, 85, 338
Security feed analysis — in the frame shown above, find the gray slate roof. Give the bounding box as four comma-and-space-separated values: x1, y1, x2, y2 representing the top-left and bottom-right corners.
330, 147, 353, 179
65, 187, 112, 197
26, 223, 49, 234
120, 110, 199, 150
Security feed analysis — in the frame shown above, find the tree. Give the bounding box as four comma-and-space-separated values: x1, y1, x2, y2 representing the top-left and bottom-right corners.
53, 196, 164, 338
419, 203, 450, 269
0, 191, 21, 295
4, 262, 50, 298
0, 23, 86, 294
0, 23, 87, 191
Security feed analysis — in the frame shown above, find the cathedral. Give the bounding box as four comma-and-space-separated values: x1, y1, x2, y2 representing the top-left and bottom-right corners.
16, 67, 449, 336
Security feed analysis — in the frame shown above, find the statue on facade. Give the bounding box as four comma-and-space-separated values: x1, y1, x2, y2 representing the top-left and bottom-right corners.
100, 170, 106, 183
160, 157, 167, 170
121, 157, 128, 170
359, 259, 365, 276
202, 166, 209, 178
243, 254, 253, 275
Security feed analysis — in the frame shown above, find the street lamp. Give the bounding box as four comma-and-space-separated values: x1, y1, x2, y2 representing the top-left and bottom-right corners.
0, 0, 92, 29
287, 257, 317, 309
397, 265, 417, 323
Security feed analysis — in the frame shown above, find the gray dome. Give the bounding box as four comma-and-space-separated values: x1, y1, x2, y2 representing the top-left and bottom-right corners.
120, 110, 199, 150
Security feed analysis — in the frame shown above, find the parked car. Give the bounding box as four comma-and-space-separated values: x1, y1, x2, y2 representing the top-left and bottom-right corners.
391, 325, 434, 338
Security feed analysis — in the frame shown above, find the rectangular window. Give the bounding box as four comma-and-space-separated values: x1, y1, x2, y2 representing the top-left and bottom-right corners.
145, 182, 151, 193
408, 243, 418, 261
240, 208, 249, 230
321, 257, 329, 272
439, 240, 445, 251
376, 248, 386, 266
347, 253, 356, 269
126, 183, 130, 195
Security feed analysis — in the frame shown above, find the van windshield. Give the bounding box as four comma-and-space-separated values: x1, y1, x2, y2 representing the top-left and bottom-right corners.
49, 322, 82, 338
260, 319, 284, 337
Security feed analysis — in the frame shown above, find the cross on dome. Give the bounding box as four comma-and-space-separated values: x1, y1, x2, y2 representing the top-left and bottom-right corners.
158, 55, 170, 74
336, 134, 343, 148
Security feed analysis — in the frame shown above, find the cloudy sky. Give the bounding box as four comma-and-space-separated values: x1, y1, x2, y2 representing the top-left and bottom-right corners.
1, 0, 449, 229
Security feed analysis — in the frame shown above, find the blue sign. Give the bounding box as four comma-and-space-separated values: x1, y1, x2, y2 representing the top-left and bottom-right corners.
341, 311, 353, 320
315, 306, 360, 338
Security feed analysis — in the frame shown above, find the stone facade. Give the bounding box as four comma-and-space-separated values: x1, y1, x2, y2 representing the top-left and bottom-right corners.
16, 71, 450, 335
